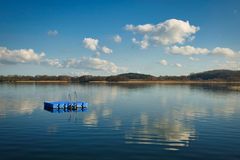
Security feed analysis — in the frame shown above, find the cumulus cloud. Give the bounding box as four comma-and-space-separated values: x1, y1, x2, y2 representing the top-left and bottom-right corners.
126, 24, 155, 33
216, 60, 240, 70
113, 35, 122, 43
0, 47, 45, 65
189, 57, 200, 61
42, 58, 63, 68
166, 45, 209, 55
101, 46, 113, 54
175, 63, 183, 68
126, 19, 199, 48
83, 37, 113, 55
69, 71, 90, 76
43, 57, 126, 74
95, 51, 101, 57
47, 30, 58, 36
0, 45, 126, 74
160, 59, 168, 66
63, 57, 126, 73
166, 45, 239, 58
211, 60, 240, 71
212, 47, 237, 57
83, 38, 99, 51
132, 36, 149, 49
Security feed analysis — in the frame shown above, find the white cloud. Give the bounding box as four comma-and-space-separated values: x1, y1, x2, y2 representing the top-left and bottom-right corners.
101, 46, 113, 54
160, 59, 168, 66
113, 35, 122, 43
83, 38, 99, 51
83, 37, 113, 55
216, 60, 240, 70
0, 46, 124, 74
42, 58, 62, 68
43, 57, 126, 74
166, 45, 209, 55
126, 19, 199, 48
47, 30, 58, 36
189, 56, 200, 61
69, 71, 90, 76
132, 36, 149, 49
175, 63, 183, 68
166, 45, 239, 58
126, 24, 155, 33
63, 57, 126, 73
95, 51, 100, 57
0, 47, 45, 65
212, 47, 237, 57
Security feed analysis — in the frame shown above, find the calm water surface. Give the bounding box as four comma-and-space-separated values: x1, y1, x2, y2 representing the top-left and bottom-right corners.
0, 83, 240, 160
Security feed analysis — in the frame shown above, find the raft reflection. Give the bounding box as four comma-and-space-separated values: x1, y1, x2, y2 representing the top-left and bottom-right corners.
44, 106, 88, 113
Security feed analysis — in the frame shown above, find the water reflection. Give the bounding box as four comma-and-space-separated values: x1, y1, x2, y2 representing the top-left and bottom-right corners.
91, 85, 118, 105
44, 107, 88, 113
83, 111, 98, 126
125, 112, 195, 150
0, 98, 39, 115
102, 108, 112, 118
0, 83, 240, 153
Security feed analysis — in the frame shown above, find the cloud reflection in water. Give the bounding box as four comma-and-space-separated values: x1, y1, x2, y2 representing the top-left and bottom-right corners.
1, 83, 240, 152
125, 112, 195, 151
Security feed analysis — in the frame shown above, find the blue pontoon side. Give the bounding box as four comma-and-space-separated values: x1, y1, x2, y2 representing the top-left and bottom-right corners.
44, 101, 88, 109
44, 106, 88, 113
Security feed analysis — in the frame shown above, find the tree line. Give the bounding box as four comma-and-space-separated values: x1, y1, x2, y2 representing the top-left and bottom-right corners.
0, 70, 240, 82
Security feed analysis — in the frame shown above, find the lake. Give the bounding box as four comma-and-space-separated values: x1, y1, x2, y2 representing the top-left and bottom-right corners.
0, 83, 240, 160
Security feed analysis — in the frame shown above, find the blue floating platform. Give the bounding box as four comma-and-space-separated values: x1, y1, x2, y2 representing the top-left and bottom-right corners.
44, 106, 88, 113
44, 101, 88, 110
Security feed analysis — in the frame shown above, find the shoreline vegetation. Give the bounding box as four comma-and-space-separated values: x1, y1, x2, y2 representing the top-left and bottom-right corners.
88, 80, 240, 84
12, 80, 240, 84
14, 80, 69, 83
1, 70, 240, 84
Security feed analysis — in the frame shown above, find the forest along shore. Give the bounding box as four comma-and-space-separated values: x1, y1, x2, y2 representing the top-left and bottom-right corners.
1, 70, 240, 84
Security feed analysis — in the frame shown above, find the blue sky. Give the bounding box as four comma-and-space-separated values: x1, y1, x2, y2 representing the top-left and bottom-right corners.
0, 0, 240, 76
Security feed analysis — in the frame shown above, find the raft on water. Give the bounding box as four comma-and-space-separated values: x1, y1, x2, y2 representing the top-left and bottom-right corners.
44, 101, 88, 110
44, 106, 88, 113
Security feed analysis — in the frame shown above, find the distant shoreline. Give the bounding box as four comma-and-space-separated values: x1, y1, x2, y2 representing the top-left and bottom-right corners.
89, 80, 240, 84
14, 80, 69, 83
9, 80, 240, 84
8, 80, 240, 91
1, 70, 240, 84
